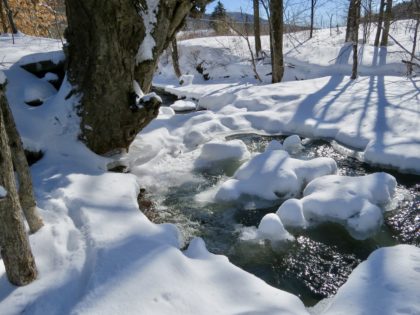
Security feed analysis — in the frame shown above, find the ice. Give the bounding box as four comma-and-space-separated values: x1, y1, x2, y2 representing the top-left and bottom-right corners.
0, 185, 7, 198
257, 213, 294, 241
320, 245, 420, 315
215, 150, 337, 202
170, 100, 197, 112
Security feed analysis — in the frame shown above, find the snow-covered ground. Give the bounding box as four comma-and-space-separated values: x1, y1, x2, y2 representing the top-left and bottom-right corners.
1, 20, 419, 315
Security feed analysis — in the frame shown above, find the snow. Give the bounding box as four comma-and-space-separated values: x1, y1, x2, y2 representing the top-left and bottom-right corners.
0, 185, 7, 198
23, 79, 56, 103
258, 213, 294, 242
42, 72, 59, 82
179, 74, 194, 86
215, 150, 337, 202
283, 134, 303, 154
136, 0, 159, 63
195, 139, 250, 165
320, 245, 420, 315
170, 99, 197, 111
265, 139, 283, 151
272, 173, 397, 239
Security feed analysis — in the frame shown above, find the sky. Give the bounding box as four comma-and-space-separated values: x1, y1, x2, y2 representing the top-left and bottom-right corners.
205, 0, 407, 27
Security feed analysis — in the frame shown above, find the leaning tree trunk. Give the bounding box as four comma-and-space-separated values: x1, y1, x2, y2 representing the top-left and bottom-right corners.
270, 0, 284, 83
351, 0, 361, 79
380, 0, 393, 46
65, 0, 205, 154
171, 37, 182, 78
253, 0, 262, 57
0, 83, 38, 286
1, 98, 43, 233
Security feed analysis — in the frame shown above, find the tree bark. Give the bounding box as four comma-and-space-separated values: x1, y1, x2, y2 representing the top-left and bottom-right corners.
0, 0, 8, 33
2, 0, 17, 33
65, 0, 208, 154
310, 0, 316, 39
380, 0, 393, 46
171, 37, 182, 78
374, 0, 386, 46
351, 0, 361, 80
0, 84, 38, 286
1, 97, 43, 233
253, 0, 262, 57
270, 0, 284, 83
345, 0, 355, 42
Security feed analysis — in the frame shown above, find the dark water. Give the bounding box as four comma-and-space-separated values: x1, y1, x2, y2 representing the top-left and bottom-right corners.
148, 133, 419, 306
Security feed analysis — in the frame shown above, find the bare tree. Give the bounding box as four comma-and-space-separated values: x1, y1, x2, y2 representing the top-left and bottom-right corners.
310, 0, 317, 38
407, 0, 420, 75
270, 0, 284, 83
346, 0, 356, 42
350, 0, 361, 79
2, 0, 17, 33
0, 80, 38, 286
171, 38, 182, 78
380, 0, 393, 46
374, 0, 386, 46
254, 0, 262, 57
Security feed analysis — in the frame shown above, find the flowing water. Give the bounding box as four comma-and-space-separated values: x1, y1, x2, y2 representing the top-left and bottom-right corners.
145, 133, 419, 306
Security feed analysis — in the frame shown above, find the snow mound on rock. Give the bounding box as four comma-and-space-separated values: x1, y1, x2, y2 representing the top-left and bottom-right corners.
215, 150, 337, 202
265, 140, 283, 151
196, 139, 250, 165
170, 100, 197, 112
276, 198, 307, 228
283, 135, 303, 154
257, 213, 294, 241
321, 245, 420, 315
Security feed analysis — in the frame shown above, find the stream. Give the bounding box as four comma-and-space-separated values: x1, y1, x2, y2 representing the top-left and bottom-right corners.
142, 130, 419, 306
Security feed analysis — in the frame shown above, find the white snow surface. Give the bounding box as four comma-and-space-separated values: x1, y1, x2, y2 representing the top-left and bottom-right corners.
0, 185, 7, 198
215, 150, 337, 202
196, 139, 250, 165
272, 173, 397, 239
136, 0, 159, 63
320, 245, 420, 315
170, 99, 197, 111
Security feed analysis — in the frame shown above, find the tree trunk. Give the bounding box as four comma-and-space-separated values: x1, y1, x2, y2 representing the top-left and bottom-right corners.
408, 0, 420, 75
351, 0, 361, 79
374, 0, 386, 46
2, 0, 17, 34
310, 0, 316, 39
345, 0, 356, 42
0, 0, 8, 33
270, 0, 284, 83
171, 37, 182, 78
380, 0, 393, 46
1, 98, 43, 233
0, 84, 38, 286
65, 0, 204, 154
253, 0, 262, 57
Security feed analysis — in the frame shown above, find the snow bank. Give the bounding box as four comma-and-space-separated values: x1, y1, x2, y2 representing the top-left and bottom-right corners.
0, 185, 7, 198
215, 150, 337, 202
170, 99, 197, 112
320, 245, 420, 315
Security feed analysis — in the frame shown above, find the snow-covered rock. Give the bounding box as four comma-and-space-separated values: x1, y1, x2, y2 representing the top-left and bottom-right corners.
196, 139, 250, 165
276, 198, 307, 228
257, 213, 294, 241
320, 245, 420, 315
170, 100, 197, 112
159, 106, 175, 116
283, 135, 303, 154
215, 150, 337, 202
